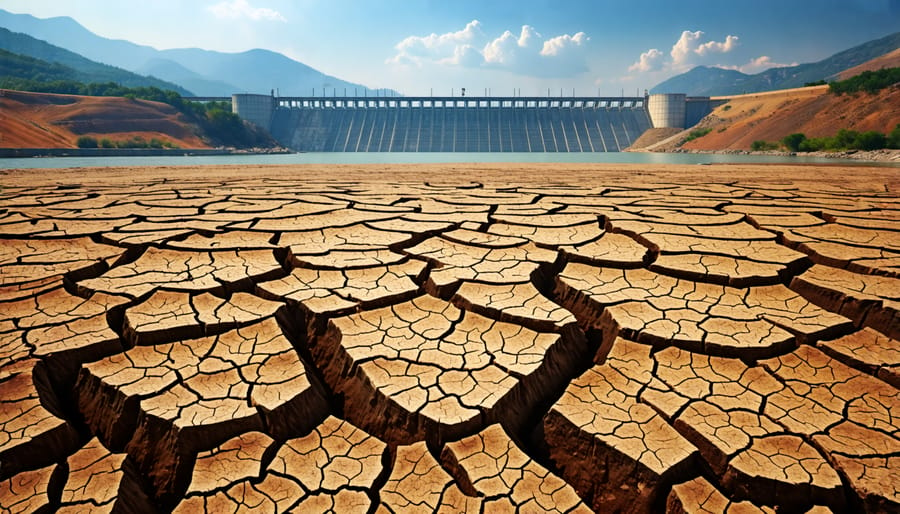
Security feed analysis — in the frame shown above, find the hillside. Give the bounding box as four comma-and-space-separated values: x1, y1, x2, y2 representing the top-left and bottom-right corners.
0, 9, 396, 97
676, 85, 900, 151
0, 89, 209, 148
653, 31, 900, 96
0, 27, 191, 95
0, 48, 75, 83
838, 48, 900, 80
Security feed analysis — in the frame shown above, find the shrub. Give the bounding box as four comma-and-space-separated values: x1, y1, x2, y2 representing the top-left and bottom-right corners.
854, 131, 887, 151
99, 138, 114, 148
781, 133, 806, 152
799, 137, 829, 152
834, 129, 858, 149
751, 140, 779, 151
683, 127, 712, 143
76, 135, 98, 148
888, 124, 900, 149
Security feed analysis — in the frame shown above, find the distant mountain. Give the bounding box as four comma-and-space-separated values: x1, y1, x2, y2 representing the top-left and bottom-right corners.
136, 58, 239, 97
0, 27, 192, 94
0, 8, 395, 97
650, 67, 751, 97
837, 48, 900, 80
154, 47, 379, 97
652, 31, 900, 96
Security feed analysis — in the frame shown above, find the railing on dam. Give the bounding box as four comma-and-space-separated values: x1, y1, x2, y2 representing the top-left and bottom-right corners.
268, 96, 652, 152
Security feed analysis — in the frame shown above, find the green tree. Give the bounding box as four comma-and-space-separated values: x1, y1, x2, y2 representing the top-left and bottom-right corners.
829, 68, 900, 95
781, 133, 806, 152
888, 124, 900, 149
76, 135, 98, 148
853, 131, 887, 150
834, 129, 859, 149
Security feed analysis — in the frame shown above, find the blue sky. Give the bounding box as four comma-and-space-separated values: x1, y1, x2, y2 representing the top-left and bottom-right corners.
3, 0, 899, 95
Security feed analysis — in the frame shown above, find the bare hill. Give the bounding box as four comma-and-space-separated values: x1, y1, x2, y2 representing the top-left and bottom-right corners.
0, 89, 209, 148
678, 85, 900, 151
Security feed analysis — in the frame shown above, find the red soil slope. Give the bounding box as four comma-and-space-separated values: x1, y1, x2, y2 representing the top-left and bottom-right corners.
0, 89, 210, 149
681, 85, 900, 151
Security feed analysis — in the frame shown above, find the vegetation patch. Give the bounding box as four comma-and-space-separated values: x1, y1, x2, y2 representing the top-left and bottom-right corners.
751, 140, 780, 151
828, 67, 900, 95
682, 127, 712, 144
752, 125, 900, 152
76, 135, 179, 149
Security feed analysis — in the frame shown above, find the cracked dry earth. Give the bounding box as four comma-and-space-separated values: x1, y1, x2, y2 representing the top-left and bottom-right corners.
0, 164, 898, 513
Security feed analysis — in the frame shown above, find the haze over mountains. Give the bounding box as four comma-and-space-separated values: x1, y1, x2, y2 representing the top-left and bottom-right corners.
0, 27, 192, 95
0, 8, 394, 97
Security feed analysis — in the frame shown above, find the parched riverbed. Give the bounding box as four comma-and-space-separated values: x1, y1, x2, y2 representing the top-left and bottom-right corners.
0, 163, 897, 513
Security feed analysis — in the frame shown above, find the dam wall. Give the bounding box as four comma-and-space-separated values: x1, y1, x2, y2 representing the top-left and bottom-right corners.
264, 97, 652, 152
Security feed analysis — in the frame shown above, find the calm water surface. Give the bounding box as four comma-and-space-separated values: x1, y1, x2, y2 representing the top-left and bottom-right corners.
0, 152, 892, 169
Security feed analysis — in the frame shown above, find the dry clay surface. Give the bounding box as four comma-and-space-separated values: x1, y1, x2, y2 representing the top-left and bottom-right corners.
0, 163, 899, 513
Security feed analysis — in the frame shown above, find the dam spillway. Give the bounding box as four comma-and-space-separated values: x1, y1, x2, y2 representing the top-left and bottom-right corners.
245, 96, 653, 152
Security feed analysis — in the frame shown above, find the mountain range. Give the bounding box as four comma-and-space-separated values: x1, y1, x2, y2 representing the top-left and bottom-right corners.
0, 27, 192, 94
652, 31, 900, 96
0, 8, 393, 97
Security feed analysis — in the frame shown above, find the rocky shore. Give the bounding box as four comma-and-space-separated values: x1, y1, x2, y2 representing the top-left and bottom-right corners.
667, 147, 900, 162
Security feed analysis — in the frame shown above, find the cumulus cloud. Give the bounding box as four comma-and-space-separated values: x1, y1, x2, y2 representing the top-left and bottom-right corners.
624, 29, 749, 81
629, 48, 664, 72
670, 30, 739, 69
728, 55, 797, 74
208, 0, 285, 21
387, 20, 589, 77
389, 20, 484, 65
541, 32, 588, 57
696, 34, 739, 56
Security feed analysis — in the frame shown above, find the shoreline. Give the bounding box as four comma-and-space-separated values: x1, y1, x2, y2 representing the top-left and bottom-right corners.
2, 162, 898, 191
632, 147, 900, 163
0, 147, 293, 158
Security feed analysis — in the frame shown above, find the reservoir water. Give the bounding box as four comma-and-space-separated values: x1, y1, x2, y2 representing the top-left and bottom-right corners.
0, 152, 891, 169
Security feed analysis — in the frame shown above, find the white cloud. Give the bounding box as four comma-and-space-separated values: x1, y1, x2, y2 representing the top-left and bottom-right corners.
541, 32, 588, 57
670, 30, 739, 69
727, 55, 797, 74
445, 44, 484, 67
621, 29, 747, 82
388, 20, 484, 66
696, 35, 739, 56
629, 48, 664, 72
483, 28, 525, 66
388, 20, 589, 77
208, 0, 285, 22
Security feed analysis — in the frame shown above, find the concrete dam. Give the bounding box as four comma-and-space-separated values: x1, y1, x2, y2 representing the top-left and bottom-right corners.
232, 93, 715, 152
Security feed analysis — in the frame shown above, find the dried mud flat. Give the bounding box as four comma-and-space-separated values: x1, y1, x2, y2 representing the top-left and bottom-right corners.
0, 162, 898, 513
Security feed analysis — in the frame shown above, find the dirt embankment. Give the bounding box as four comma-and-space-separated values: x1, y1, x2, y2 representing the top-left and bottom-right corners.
675, 85, 899, 152
0, 89, 211, 149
